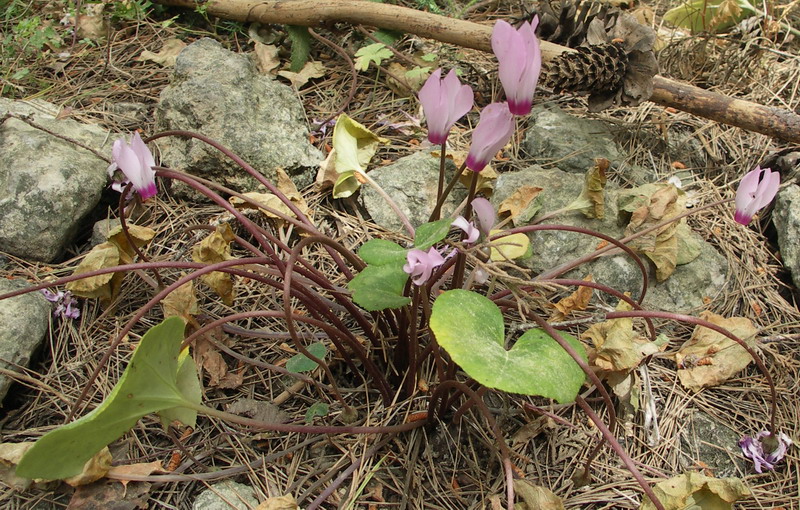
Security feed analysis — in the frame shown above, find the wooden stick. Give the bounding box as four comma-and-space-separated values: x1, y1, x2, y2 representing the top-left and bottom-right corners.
156, 0, 800, 143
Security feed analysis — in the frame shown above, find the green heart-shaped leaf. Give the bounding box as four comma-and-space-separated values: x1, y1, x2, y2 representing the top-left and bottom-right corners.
348, 264, 411, 311
430, 290, 587, 403
414, 218, 452, 251
286, 342, 328, 373
17, 317, 193, 480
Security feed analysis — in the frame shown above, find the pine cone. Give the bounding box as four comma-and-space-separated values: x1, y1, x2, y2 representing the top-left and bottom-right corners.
533, 0, 614, 48
543, 42, 628, 93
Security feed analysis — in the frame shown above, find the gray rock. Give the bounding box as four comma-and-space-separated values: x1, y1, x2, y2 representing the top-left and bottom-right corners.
521, 104, 622, 174
493, 166, 728, 312
105, 101, 150, 130
773, 184, 800, 288
361, 150, 464, 233
91, 218, 122, 247
192, 480, 259, 510
679, 410, 745, 478
0, 98, 111, 262
155, 38, 322, 199
0, 280, 50, 402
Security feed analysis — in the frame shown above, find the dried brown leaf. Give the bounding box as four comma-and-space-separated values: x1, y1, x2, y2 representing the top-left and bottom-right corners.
161, 279, 199, 323
676, 311, 758, 392
277, 61, 325, 88
191, 224, 236, 305
255, 495, 300, 510
253, 42, 280, 73
136, 39, 187, 67
498, 186, 543, 225
64, 447, 112, 487
550, 275, 593, 321
513, 479, 565, 510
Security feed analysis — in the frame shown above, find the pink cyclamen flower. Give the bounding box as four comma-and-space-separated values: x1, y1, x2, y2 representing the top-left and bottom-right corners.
403, 247, 446, 286
418, 69, 474, 145
465, 103, 515, 173
492, 18, 542, 116
470, 197, 497, 237
734, 166, 779, 225
739, 431, 792, 473
41, 289, 80, 320
452, 216, 479, 244
107, 132, 158, 200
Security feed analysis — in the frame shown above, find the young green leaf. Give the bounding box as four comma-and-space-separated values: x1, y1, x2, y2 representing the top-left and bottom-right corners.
286, 25, 311, 72
430, 290, 587, 403
348, 264, 411, 311
286, 342, 328, 373
414, 218, 452, 251
354, 43, 393, 71
16, 317, 194, 480
304, 402, 330, 423
358, 239, 408, 266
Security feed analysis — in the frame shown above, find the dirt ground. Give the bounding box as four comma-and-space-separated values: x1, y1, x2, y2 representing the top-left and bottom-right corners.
1, 0, 799, 508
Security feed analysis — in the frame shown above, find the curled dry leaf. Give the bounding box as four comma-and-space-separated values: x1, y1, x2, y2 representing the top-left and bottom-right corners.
106, 460, 166, 484
498, 186, 543, 226
639, 471, 750, 510
582, 300, 663, 374
513, 479, 566, 510
253, 42, 280, 74
255, 494, 300, 510
277, 61, 326, 88
136, 38, 187, 67
0, 442, 34, 489
191, 223, 236, 305
676, 311, 758, 392
66, 224, 156, 304
549, 274, 593, 322
161, 279, 199, 323
64, 447, 113, 487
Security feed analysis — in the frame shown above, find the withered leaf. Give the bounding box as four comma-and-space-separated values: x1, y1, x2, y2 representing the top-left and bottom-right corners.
136, 38, 187, 67
550, 275, 593, 321
676, 311, 758, 392
253, 42, 280, 74
513, 479, 565, 510
64, 447, 112, 487
161, 279, 199, 323
639, 471, 750, 510
106, 460, 166, 485
582, 300, 661, 374
255, 495, 300, 510
498, 186, 543, 226
191, 224, 236, 305
277, 61, 326, 88
0, 442, 34, 490
65, 242, 121, 302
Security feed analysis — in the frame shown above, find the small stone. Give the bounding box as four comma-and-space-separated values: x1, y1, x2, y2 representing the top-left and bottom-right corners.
679, 410, 745, 478
192, 481, 259, 510
773, 184, 800, 288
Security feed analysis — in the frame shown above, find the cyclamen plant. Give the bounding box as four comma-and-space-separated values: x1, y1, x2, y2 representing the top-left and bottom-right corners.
0, 18, 788, 510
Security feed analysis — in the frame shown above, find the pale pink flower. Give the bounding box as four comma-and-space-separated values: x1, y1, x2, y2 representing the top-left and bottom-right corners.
465, 103, 515, 172
107, 132, 158, 200
403, 247, 446, 286
418, 69, 474, 145
492, 18, 542, 116
470, 197, 497, 237
734, 166, 779, 225
739, 431, 792, 473
452, 216, 479, 244
41, 289, 80, 320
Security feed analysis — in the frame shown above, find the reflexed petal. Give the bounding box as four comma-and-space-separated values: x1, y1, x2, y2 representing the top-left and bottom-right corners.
471, 197, 496, 236
452, 216, 479, 244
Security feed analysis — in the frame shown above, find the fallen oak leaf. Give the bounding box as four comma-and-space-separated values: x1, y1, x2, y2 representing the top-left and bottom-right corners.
277, 61, 325, 88
549, 275, 593, 321
136, 38, 187, 67
498, 185, 543, 226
